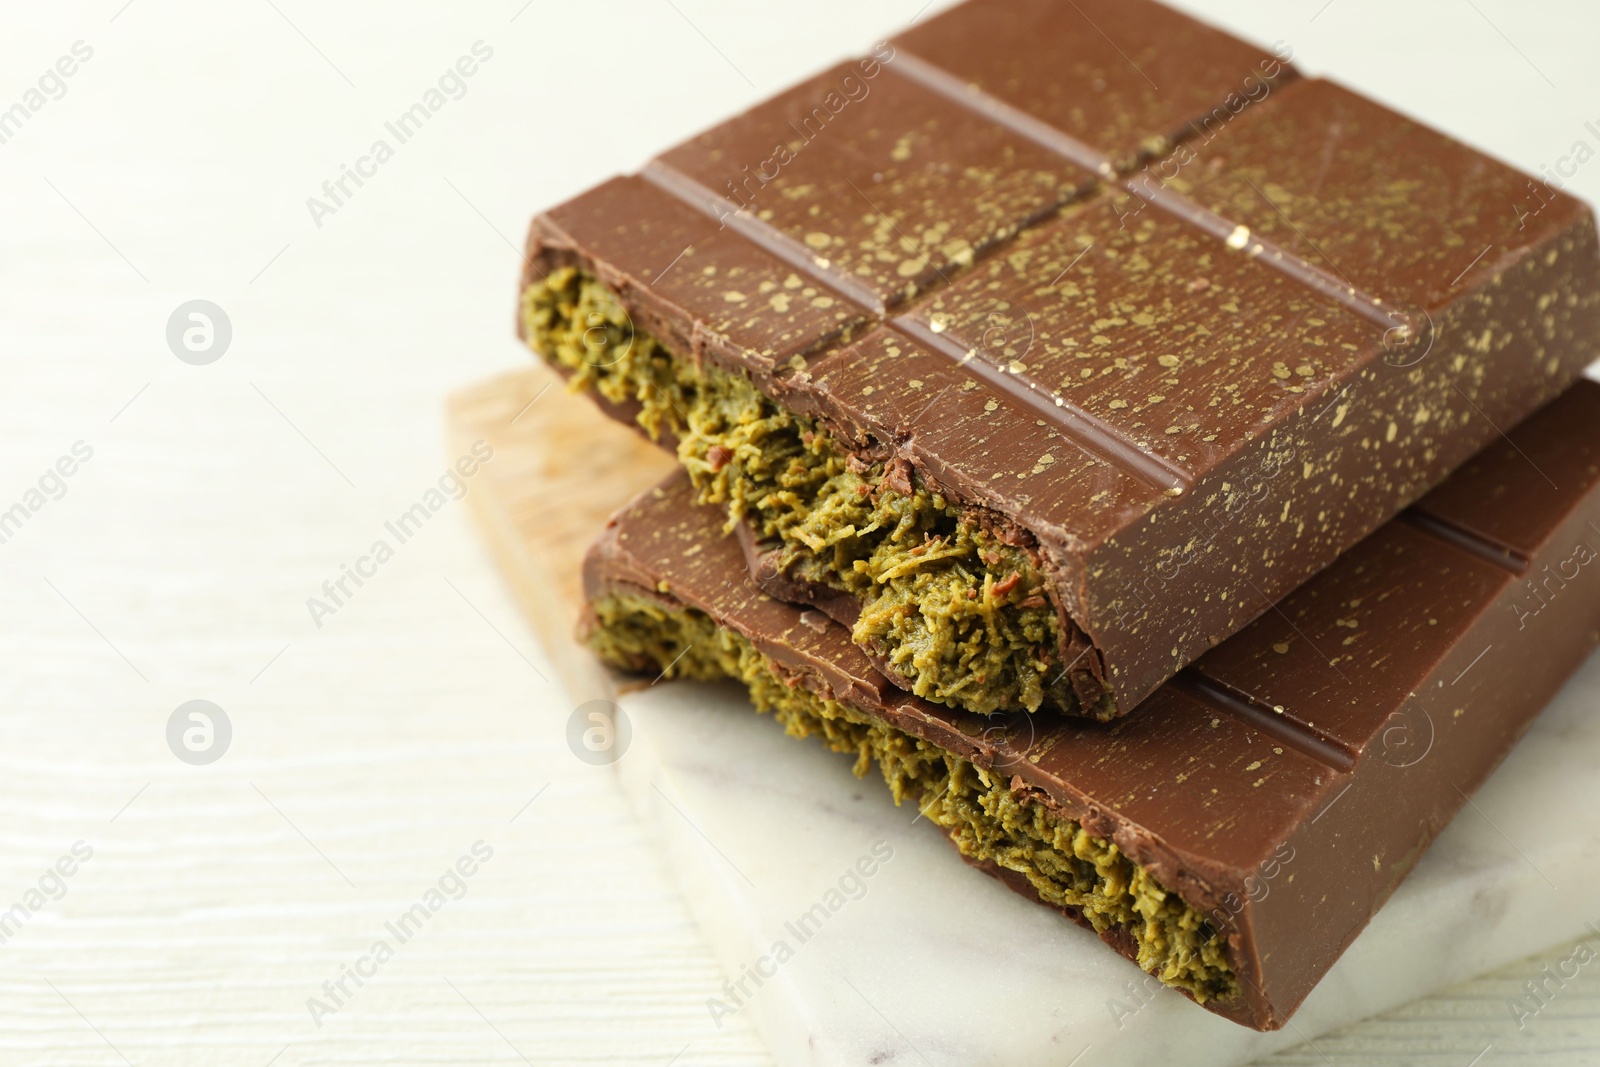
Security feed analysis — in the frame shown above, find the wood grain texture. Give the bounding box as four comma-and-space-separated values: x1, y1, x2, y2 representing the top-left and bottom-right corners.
446, 364, 675, 699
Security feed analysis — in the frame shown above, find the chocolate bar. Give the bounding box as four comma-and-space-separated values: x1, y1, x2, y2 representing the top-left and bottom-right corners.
521, 0, 1600, 720
581, 380, 1600, 1030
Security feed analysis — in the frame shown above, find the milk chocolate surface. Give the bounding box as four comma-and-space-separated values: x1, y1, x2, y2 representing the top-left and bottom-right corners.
527, 0, 1600, 717
583, 381, 1600, 1029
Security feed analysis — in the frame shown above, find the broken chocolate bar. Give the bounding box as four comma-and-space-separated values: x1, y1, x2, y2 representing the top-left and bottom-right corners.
521, 0, 1600, 719
581, 379, 1600, 1030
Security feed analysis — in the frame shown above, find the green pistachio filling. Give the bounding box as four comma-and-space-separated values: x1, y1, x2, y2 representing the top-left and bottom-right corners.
525, 267, 1110, 716
589, 593, 1238, 1003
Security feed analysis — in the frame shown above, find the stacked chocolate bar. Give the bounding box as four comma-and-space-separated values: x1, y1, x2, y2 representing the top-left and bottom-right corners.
516, 0, 1600, 1031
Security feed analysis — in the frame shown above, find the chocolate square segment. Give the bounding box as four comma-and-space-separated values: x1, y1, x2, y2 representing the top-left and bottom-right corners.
655, 58, 1102, 309
891, 0, 1296, 171
1161, 78, 1585, 312
870, 194, 1376, 492
535, 175, 874, 371
522, 0, 1600, 718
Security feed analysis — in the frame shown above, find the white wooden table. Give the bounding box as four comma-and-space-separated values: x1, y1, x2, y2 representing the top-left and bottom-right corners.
1, 1, 1595, 1063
